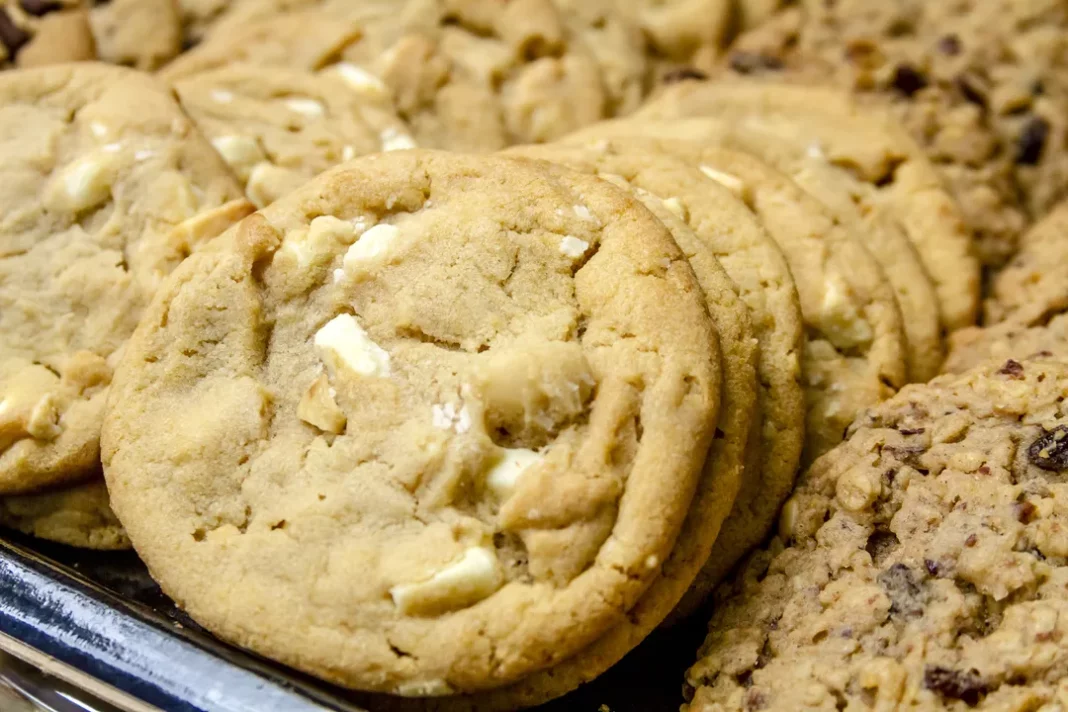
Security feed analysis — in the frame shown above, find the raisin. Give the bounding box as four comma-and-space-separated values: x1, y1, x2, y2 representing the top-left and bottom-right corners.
877, 563, 926, 620
18, 0, 62, 15
997, 359, 1025, 379
662, 67, 708, 84
924, 666, 988, 706
1017, 117, 1050, 166
729, 51, 784, 75
0, 9, 29, 59
938, 34, 962, 55
890, 64, 928, 97
1029, 425, 1068, 472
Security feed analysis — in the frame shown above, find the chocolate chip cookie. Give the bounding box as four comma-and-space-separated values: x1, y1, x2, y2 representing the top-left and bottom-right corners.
173, 63, 413, 207
636, 79, 980, 333
0, 0, 94, 68
0, 64, 252, 494
102, 149, 721, 694
687, 355, 1068, 711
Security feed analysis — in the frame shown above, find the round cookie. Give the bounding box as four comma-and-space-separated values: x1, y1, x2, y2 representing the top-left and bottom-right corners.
0, 479, 129, 550
565, 135, 907, 463
636, 79, 981, 332
986, 200, 1068, 326
686, 355, 1068, 711
0, 0, 94, 68
945, 315, 1068, 376
89, 0, 181, 70
101, 150, 721, 695
568, 116, 944, 382
172, 63, 414, 208
0, 63, 253, 494
509, 139, 805, 617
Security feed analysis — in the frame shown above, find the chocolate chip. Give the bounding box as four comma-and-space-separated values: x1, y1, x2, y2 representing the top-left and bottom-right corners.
890, 64, 928, 97
1017, 117, 1050, 166
1029, 425, 1068, 471
924, 559, 940, 576
924, 666, 989, 706
938, 34, 962, 55
662, 67, 708, 84
1015, 500, 1038, 524
877, 563, 926, 620
998, 359, 1025, 379
18, 0, 62, 16
0, 9, 30, 59
728, 51, 784, 75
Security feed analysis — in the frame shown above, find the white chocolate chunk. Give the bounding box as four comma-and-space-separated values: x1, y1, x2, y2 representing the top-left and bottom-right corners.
559, 235, 589, 259
341, 145, 356, 162
807, 142, 826, 159
390, 547, 503, 615
211, 135, 266, 178
699, 164, 748, 201
89, 122, 108, 138
820, 272, 873, 349
210, 89, 234, 103
246, 162, 304, 208
572, 205, 595, 221
25, 393, 61, 441
284, 98, 325, 117
52, 154, 118, 212
102, 142, 123, 153
485, 447, 541, 499
342, 223, 399, 271
331, 62, 389, 98
661, 196, 687, 221
309, 215, 356, 244
380, 127, 416, 152
134, 149, 155, 162
315, 314, 391, 379
431, 402, 473, 433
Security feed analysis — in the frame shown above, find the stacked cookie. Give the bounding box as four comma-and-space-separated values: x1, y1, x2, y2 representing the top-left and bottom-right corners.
4, 1, 1068, 710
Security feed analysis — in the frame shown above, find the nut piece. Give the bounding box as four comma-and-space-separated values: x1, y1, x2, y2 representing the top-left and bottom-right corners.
389, 546, 504, 615
329, 62, 390, 99
314, 314, 391, 380
0, 364, 64, 452
297, 374, 346, 434
485, 447, 542, 499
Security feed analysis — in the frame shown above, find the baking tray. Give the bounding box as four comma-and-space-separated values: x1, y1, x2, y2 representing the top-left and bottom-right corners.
0, 532, 701, 712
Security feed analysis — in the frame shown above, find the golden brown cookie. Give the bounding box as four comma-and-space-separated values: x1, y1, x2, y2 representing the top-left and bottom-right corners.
0, 479, 129, 550
102, 150, 721, 695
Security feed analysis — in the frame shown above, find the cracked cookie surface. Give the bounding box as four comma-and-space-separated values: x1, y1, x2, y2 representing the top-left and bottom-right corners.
0, 63, 252, 494
101, 149, 720, 695
687, 356, 1068, 712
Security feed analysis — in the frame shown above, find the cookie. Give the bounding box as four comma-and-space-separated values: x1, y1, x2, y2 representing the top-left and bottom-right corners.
620, 0, 730, 71
637, 79, 981, 332
568, 116, 944, 382
944, 316, 1068, 376
985, 200, 1068, 327
0, 478, 129, 550
686, 355, 1068, 711
567, 134, 907, 463
101, 150, 721, 694
723, 0, 1068, 266
89, 0, 181, 70
510, 139, 806, 618
164, 1, 648, 152
172, 63, 414, 208
0, 64, 253, 494
0, 0, 94, 68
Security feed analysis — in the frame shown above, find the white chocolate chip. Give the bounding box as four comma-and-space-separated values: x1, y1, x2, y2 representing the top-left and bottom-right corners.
341, 145, 356, 162
210, 89, 234, 103
342, 223, 400, 271
699, 164, 748, 201
102, 142, 123, 153
572, 205, 595, 221
246, 162, 304, 208
661, 196, 688, 221
380, 127, 416, 152
89, 122, 108, 139
485, 448, 541, 500
211, 135, 266, 179
431, 402, 472, 433
134, 149, 155, 162
330, 62, 389, 98
559, 235, 589, 259
315, 314, 391, 379
645, 555, 659, 569
807, 142, 826, 159
820, 272, 874, 349
389, 547, 503, 615
52, 154, 118, 212
25, 393, 61, 441
284, 98, 325, 117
